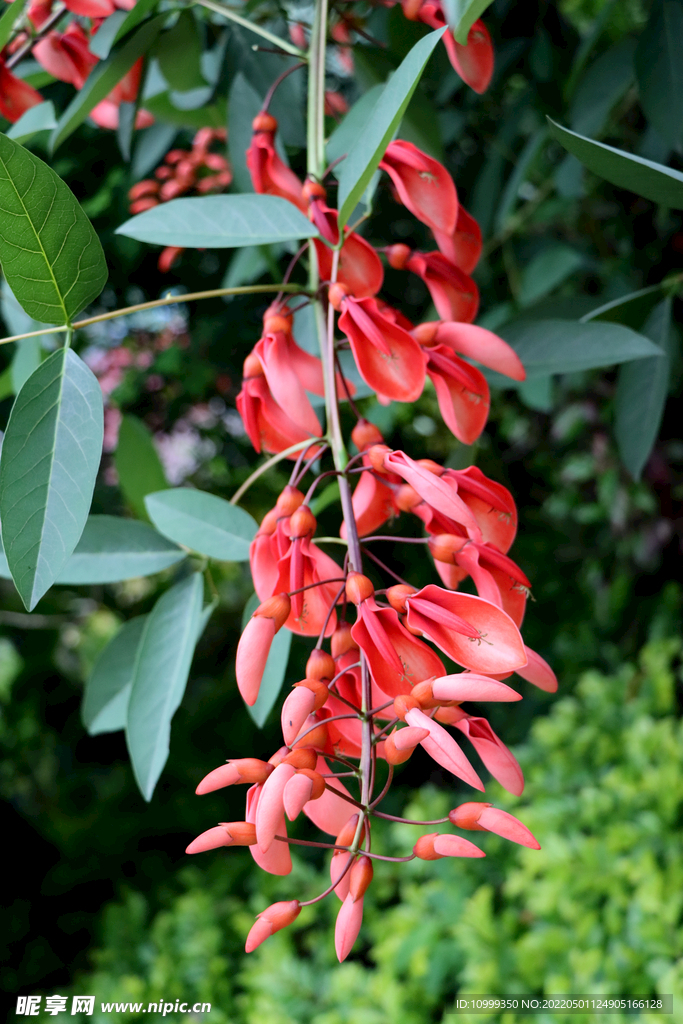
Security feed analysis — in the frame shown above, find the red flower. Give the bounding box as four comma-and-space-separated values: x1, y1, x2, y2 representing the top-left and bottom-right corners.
271, 505, 343, 637
413, 320, 525, 382
393, 247, 479, 323
237, 353, 323, 455
423, 342, 490, 444
0, 59, 43, 123
429, 535, 530, 626
403, 1, 494, 94
34, 23, 98, 89
437, 707, 524, 795
379, 139, 458, 236
450, 801, 540, 849
330, 286, 426, 403
246, 112, 307, 212
433, 205, 482, 273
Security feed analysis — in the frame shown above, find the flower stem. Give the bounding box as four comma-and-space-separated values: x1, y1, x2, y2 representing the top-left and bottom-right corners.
194, 0, 307, 59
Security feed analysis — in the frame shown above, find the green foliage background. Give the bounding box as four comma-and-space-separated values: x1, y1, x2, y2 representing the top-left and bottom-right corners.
2, 0, 683, 1020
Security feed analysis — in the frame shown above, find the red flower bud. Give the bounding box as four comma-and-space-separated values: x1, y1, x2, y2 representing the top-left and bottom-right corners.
386, 584, 417, 615
245, 900, 301, 953
331, 622, 358, 658
289, 504, 316, 538
306, 649, 336, 680
349, 855, 373, 901
393, 694, 420, 720
351, 419, 384, 451
252, 111, 278, 132
276, 485, 305, 516
345, 572, 374, 604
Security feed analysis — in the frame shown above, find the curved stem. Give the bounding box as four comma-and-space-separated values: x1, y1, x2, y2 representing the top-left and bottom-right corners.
230, 439, 325, 505
194, 0, 307, 58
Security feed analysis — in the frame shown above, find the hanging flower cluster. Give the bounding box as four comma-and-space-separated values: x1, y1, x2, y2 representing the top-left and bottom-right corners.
188, 44, 557, 962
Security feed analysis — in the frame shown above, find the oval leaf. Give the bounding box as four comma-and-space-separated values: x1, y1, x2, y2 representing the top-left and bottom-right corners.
116, 193, 319, 248
241, 592, 292, 728
0, 348, 104, 610
442, 0, 495, 45
145, 489, 257, 561
126, 572, 203, 801
615, 298, 673, 481
57, 515, 185, 584
0, 134, 107, 324
6, 100, 58, 143
82, 616, 147, 735
547, 117, 683, 208
496, 319, 664, 379
114, 414, 168, 521
337, 28, 445, 228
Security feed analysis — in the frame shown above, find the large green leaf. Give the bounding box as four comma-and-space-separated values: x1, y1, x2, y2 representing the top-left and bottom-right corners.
57, 516, 185, 583
326, 85, 384, 165
614, 298, 674, 481
0, 348, 103, 610
496, 319, 663, 379
442, 0, 495, 44
227, 72, 262, 193
241, 593, 292, 728
581, 285, 663, 328
569, 38, 635, 138
116, 194, 318, 248
126, 573, 203, 800
634, 0, 683, 150
51, 15, 165, 152
145, 489, 257, 561
547, 118, 683, 208
82, 616, 147, 735
88, 10, 129, 59
1, 280, 50, 394
337, 28, 445, 229
0, 134, 107, 324
517, 245, 585, 308
114, 414, 168, 521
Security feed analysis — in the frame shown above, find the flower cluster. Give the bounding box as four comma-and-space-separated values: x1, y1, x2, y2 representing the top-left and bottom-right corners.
0, 0, 150, 127
189, 61, 556, 961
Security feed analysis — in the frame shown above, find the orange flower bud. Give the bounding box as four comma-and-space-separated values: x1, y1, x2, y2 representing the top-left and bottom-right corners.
128, 179, 159, 201
292, 715, 328, 750
306, 649, 336, 681
428, 534, 470, 564
295, 767, 326, 800
366, 444, 391, 474
384, 730, 413, 765
448, 801, 489, 831
302, 178, 326, 201
331, 622, 358, 658
263, 313, 292, 335
283, 747, 317, 770
289, 504, 316, 539
195, 758, 274, 794
412, 321, 439, 346
253, 593, 291, 631
413, 833, 442, 860
217, 821, 258, 845
243, 352, 263, 378
252, 111, 278, 132
351, 419, 384, 451
393, 694, 420, 720
386, 243, 411, 270
395, 484, 421, 512
335, 813, 365, 848
328, 282, 349, 310
410, 679, 438, 707
415, 458, 444, 475
386, 584, 416, 614
295, 678, 329, 709
345, 572, 374, 604
349, 855, 373, 901
245, 899, 301, 953
276, 485, 304, 517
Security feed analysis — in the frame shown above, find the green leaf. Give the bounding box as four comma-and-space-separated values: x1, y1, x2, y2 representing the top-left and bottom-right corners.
581, 285, 663, 328
635, 0, 683, 150
155, 10, 206, 92
88, 10, 129, 59
115, 414, 168, 521
0, 134, 108, 324
112, 0, 159, 48
126, 572, 203, 800
326, 85, 384, 165
10, 336, 41, 394
0, 348, 104, 610
57, 516, 185, 583
496, 319, 664, 380
614, 298, 674, 480
6, 101, 57, 143
442, 0, 494, 45
116, 194, 319, 248
0, 0, 21, 52
51, 15, 165, 152
143, 90, 225, 130
145, 489, 257, 561
518, 245, 585, 308
547, 118, 683, 208
242, 593, 292, 728
227, 72, 262, 193
131, 123, 177, 180
569, 39, 635, 139
82, 616, 147, 735
337, 28, 445, 229
1, 280, 53, 394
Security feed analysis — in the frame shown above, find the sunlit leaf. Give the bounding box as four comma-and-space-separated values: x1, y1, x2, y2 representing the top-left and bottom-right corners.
0, 134, 107, 324
6, 101, 57, 142
0, 348, 103, 610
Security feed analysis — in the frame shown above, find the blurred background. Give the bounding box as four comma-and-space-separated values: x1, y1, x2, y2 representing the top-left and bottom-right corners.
2, 0, 683, 1020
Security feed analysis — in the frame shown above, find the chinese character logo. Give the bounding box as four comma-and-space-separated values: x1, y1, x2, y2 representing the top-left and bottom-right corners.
16, 996, 41, 1016
71, 997, 94, 1016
